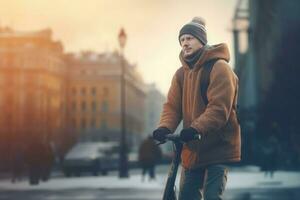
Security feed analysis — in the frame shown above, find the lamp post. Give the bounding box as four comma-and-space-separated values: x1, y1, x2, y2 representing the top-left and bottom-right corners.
118, 28, 129, 178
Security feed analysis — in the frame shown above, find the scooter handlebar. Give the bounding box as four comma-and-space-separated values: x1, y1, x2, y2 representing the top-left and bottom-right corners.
165, 134, 180, 141
157, 133, 201, 144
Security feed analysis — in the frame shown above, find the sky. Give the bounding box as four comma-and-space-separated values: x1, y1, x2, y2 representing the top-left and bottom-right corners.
0, 0, 237, 94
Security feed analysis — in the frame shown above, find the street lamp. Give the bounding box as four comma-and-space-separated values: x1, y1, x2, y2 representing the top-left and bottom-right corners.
118, 28, 129, 178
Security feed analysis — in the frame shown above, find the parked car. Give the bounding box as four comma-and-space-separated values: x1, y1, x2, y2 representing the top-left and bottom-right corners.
62, 142, 119, 177
128, 152, 138, 168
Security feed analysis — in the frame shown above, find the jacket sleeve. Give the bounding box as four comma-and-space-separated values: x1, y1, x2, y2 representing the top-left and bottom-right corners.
191, 60, 237, 135
158, 69, 183, 132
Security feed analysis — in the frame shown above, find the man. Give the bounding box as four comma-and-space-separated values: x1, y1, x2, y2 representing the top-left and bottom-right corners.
153, 17, 241, 200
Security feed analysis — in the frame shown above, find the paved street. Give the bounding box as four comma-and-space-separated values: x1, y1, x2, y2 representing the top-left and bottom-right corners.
0, 187, 300, 200
0, 165, 300, 200
1, 187, 300, 200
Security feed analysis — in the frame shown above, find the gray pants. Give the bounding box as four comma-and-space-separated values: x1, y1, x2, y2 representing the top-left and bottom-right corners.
178, 164, 228, 200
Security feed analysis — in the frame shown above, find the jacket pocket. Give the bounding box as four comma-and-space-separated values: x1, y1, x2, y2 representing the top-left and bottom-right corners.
195, 131, 223, 152
219, 112, 239, 143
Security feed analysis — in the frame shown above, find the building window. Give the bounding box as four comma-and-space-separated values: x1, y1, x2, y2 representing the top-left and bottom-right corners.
101, 101, 108, 113
81, 87, 86, 95
60, 101, 64, 112
81, 101, 86, 111
72, 87, 76, 95
72, 101, 76, 111
72, 118, 76, 128
101, 119, 107, 129
91, 118, 96, 128
91, 87, 96, 96
91, 101, 96, 112
103, 87, 109, 96
81, 118, 86, 130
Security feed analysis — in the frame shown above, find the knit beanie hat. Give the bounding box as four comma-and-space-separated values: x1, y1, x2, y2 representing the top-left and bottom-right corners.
179, 17, 207, 45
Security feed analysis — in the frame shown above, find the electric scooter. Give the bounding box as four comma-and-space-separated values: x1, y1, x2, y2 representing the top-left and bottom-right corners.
158, 134, 200, 200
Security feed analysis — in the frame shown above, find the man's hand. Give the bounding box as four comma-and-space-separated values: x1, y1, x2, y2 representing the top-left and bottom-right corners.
180, 127, 201, 142
152, 127, 171, 142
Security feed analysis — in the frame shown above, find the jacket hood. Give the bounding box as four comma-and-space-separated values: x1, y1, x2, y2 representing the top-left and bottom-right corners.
180, 43, 230, 70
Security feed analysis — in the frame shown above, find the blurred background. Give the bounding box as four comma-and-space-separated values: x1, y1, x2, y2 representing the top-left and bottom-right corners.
0, 0, 300, 199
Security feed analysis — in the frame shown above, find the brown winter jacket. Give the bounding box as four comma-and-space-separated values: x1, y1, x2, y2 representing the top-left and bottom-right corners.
158, 43, 241, 169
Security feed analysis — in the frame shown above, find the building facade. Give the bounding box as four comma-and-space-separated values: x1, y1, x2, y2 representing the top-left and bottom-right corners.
65, 51, 146, 149
0, 27, 67, 169
232, 0, 300, 165
0, 27, 156, 170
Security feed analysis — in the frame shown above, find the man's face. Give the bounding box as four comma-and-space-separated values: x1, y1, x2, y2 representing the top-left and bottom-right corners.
180, 34, 203, 58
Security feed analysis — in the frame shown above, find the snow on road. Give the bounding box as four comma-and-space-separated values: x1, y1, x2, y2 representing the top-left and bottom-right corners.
1, 167, 300, 191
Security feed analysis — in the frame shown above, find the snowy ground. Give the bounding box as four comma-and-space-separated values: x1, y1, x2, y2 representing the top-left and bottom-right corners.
0, 165, 300, 191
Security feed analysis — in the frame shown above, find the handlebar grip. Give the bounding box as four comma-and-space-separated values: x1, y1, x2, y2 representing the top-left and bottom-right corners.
165, 134, 179, 141
193, 134, 202, 140
164, 133, 201, 142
